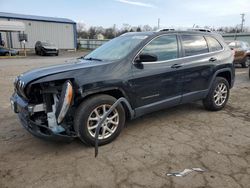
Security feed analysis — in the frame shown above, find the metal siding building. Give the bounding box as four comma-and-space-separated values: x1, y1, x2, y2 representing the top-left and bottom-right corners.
0, 12, 77, 49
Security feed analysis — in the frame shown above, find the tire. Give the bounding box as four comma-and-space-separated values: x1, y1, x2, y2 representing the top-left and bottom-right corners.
5, 52, 9, 56
74, 94, 125, 146
41, 50, 45, 56
203, 77, 230, 111
242, 56, 250, 68
249, 67, 250, 79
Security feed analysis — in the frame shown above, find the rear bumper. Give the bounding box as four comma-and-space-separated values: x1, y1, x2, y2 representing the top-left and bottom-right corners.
10, 93, 75, 142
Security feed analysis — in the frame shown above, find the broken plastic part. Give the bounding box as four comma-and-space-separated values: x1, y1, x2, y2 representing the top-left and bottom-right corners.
47, 94, 65, 134
94, 97, 134, 157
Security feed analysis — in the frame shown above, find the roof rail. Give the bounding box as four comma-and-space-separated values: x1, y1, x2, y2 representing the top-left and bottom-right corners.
157, 27, 212, 33
156, 28, 175, 32
188, 28, 212, 32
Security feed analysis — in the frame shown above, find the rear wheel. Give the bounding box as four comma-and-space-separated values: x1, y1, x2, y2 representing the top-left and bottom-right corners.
203, 77, 229, 111
5, 52, 9, 56
242, 56, 250, 68
74, 94, 125, 146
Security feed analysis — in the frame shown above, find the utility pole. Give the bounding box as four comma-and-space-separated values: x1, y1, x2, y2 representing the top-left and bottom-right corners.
240, 13, 245, 32
157, 18, 160, 29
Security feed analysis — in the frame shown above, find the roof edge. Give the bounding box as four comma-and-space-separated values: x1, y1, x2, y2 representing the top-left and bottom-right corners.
0, 12, 76, 24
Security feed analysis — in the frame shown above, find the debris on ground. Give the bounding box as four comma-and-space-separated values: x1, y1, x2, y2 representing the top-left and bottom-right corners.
166, 168, 205, 177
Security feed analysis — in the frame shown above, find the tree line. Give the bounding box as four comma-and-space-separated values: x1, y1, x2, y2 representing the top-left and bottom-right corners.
77, 22, 250, 40
77, 23, 158, 39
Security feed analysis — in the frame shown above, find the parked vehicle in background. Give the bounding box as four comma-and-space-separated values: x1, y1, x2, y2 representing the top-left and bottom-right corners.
226, 40, 250, 68
35, 41, 59, 56
249, 66, 250, 78
0, 46, 19, 56
11, 30, 235, 146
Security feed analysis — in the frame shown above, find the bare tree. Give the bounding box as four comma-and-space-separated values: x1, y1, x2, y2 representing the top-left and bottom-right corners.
77, 22, 86, 33
142, 25, 152, 31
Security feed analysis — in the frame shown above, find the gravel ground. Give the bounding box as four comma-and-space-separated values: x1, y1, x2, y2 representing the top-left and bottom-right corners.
0, 53, 249, 188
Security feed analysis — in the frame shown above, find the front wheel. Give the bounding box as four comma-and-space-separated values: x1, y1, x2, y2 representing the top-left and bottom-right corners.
74, 94, 125, 146
41, 50, 45, 56
203, 77, 230, 111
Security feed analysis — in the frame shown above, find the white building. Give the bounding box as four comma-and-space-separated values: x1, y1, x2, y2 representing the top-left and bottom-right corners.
0, 12, 77, 49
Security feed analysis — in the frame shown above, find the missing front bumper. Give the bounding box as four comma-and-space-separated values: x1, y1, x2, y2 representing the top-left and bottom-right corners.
10, 93, 76, 142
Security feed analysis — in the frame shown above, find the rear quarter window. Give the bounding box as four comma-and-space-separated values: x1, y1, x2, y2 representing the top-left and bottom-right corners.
181, 35, 209, 56
206, 36, 223, 52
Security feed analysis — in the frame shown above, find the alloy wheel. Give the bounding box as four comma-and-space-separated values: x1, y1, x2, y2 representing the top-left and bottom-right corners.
213, 83, 228, 106
87, 104, 119, 139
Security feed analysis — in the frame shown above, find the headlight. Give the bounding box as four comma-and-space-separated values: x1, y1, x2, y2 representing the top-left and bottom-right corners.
55, 81, 73, 124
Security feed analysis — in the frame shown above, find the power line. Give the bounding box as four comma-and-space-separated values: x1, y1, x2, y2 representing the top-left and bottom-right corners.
240, 13, 245, 32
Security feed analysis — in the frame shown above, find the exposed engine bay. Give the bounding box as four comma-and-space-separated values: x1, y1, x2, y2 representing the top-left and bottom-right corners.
21, 80, 76, 137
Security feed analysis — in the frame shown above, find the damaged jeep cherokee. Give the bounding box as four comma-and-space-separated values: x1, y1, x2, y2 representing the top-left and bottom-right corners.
10, 30, 235, 146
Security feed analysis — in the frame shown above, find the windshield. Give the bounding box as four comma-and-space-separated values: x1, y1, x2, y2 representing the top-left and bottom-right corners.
84, 34, 149, 61
42, 42, 54, 46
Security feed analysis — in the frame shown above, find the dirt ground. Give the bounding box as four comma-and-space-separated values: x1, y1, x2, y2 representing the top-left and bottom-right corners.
0, 52, 250, 188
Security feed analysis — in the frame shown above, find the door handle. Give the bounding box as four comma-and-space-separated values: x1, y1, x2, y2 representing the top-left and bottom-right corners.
209, 57, 217, 62
171, 64, 183, 69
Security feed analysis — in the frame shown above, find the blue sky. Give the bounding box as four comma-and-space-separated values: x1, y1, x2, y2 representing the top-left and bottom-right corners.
1, 0, 250, 29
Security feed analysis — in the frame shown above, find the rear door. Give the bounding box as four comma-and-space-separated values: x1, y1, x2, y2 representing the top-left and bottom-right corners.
180, 34, 220, 103
131, 34, 183, 111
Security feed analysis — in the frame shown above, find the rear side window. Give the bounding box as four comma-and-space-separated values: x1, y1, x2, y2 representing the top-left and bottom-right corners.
141, 35, 178, 61
206, 36, 223, 52
181, 35, 209, 56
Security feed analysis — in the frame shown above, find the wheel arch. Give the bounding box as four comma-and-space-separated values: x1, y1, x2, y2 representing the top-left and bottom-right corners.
76, 87, 134, 120
216, 70, 232, 87
210, 68, 233, 89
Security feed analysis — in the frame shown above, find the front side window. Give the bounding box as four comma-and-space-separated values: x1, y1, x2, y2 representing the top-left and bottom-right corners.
181, 35, 209, 56
206, 36, 223, 52
140, 35, 178, 61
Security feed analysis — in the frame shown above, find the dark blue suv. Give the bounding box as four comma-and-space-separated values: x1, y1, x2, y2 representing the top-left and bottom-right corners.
11, 30, 235, 145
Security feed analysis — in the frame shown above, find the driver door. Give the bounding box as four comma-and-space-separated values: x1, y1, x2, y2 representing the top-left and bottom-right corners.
131, 34, 184, 115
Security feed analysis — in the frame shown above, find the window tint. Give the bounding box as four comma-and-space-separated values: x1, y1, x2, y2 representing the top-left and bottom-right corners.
206, 36, 223, 52
141, 35, 178, 61
181, 35, 209, 56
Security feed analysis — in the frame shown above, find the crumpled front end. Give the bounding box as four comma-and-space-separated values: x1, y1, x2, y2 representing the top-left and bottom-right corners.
10, 78, 77, 142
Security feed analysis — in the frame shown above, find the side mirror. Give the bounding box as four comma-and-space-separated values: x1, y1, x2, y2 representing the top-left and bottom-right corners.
135, 53, 158, 63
